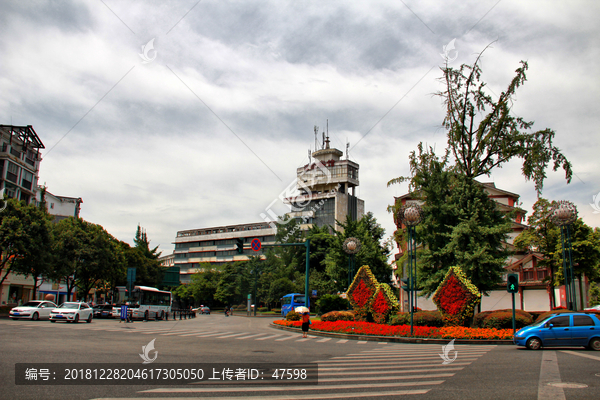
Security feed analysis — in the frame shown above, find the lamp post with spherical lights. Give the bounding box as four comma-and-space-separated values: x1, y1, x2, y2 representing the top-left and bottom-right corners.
398, 203, 423, 335
550, 201, 578, 310
343, 237, 362, 288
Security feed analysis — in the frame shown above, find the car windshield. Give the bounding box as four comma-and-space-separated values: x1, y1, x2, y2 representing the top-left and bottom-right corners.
59, 303, 80, 309
21, 301, 42, 308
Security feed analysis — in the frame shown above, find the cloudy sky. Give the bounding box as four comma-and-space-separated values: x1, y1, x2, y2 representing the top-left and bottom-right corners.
1, 0, 598, 255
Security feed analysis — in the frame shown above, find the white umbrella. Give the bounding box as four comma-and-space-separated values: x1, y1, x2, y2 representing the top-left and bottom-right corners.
295, 306, 309, 314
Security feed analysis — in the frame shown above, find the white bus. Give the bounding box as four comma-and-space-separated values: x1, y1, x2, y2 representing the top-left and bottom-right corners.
112, 286, 172, 320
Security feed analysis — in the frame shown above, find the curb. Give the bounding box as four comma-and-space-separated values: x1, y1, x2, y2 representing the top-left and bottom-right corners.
270, 323, 514, 345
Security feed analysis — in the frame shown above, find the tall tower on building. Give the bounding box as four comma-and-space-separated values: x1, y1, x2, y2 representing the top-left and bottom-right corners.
285, 129, 364, 231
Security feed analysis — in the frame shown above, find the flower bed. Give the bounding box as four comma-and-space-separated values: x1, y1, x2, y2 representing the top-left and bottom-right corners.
273, 319, 512, 340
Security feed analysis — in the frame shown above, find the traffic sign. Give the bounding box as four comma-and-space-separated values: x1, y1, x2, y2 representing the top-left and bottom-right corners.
251, 238, 261, 252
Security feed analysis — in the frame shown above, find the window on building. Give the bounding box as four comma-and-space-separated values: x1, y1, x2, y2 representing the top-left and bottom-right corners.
21, 170, 33, 190
536, 270, 547, 281
523, 270, 534, 281
6, 161, 18, 183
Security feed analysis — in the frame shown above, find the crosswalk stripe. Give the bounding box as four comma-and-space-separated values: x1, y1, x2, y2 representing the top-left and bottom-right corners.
254, 334, 283, 341
193, 331, 233, 337
357, 341, 368, 344
337, 340, 348, 343
236, 333, 266, 340
274, 336, 297, 341
179, 331, 215, 337
215, 332, 248, 338
160, 330, 201, 336
316, 338, 331, 342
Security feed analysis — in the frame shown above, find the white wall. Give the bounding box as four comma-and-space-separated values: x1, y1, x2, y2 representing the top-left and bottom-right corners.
523, 290, 550, 311
481, 290, 514, 311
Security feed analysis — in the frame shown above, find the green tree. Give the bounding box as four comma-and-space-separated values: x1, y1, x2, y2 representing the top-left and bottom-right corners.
0, 199, 55, 299
389, 49, 573, 296
324, 213, 392, 292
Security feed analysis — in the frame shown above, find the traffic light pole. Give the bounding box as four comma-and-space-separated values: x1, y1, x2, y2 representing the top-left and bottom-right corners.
512, 292, 516, 335
408, 226, 414, 336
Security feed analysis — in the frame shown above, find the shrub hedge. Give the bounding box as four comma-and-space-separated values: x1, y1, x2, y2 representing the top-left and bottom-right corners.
320, 310, 355, 322
473, 309, 533, 328
316, 294, 351, 315
389, 311, 444, 327
286, 310, 302, 321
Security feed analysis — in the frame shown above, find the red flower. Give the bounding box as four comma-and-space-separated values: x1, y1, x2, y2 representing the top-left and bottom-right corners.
372, 290, 389, 315
437, 275, 467, 315
353, 280, 372, 308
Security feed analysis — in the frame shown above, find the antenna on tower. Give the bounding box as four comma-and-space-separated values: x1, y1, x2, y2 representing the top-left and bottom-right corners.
308, 148, 311, 164
322, 131, 325, 149
346, 140, 350, 159
313, 126, 318, 151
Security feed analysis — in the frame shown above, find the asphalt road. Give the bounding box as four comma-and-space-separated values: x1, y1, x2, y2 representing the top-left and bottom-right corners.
2, 314, 600, 399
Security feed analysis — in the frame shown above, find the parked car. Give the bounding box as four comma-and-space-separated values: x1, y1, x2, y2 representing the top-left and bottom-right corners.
584, 305, 600, 311
513, 312, 600, 351
93, 304, 115, 318
49, 302, 93, 323
9, 301, 58, 320
199, 306, 210, 314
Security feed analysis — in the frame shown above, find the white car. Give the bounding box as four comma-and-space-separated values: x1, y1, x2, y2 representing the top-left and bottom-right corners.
9, 301, 58, 320
49, 302, 93, 323
585, 305, 600, 311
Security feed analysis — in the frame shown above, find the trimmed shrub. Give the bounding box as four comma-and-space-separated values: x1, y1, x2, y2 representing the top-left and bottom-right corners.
320, 311, 355, 322
286, 310, 302, 321
316, 294, 351, 315
388, 311, 444, 327
474, 309, 533, 328
482, 311, 532, 329
257, 307, 268, 312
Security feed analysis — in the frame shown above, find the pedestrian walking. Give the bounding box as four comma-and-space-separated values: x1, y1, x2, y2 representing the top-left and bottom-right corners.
301, 311, 311, 338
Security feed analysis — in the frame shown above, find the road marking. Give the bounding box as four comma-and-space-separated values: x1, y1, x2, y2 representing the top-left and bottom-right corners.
215, 332, 248, 338
274, 336, 297, 341
357, 341, 368, 344
559, 350, 600, 362
316, 338, 331, 342
236, 333, 266, 340
179, 331, 215, 337
142, 381, 444, 393
159, 330, 201, 336
193, 331, 234, 337
538, 351, 566, 400
337, 340, 348, 343
254, 334, 283, 341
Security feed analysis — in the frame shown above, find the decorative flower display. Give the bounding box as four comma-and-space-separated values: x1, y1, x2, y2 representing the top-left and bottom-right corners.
347, 265, 378, 321
346, 265, 398, 323
273, 320, 512, 340
432, 266, 481, 326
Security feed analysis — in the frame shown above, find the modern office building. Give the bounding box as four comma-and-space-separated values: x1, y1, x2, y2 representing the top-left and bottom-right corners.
0, 124, 44, 205
173, 222, 277, 283
283, 134, 364, 232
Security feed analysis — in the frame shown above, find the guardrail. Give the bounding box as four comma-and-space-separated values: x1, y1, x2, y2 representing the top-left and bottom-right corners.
168, 309, 196, 320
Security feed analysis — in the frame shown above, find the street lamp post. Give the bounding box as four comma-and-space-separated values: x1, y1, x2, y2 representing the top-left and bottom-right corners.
398, 204, 423, 336
550, 201, 578, 310
343, 237, 362, 288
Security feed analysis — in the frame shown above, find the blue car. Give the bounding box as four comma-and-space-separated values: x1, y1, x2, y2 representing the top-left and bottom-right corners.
513, 312, 600, 351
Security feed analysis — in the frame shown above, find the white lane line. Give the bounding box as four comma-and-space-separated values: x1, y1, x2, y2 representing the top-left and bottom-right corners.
215, 332, 248, 338
336, 340, 348, 343
236, 333, 266, 340
179, 331, 214, 337
193, 331, 233, 338
538, 351, 566, 400
160, 330, 201, 336
559, 350, 600, 362
142, 380, 444, 393
255, 334, 283, 341
274, 336, 297, 341
357, 341, 368, 344
316, 338, 331, 342
130, 389, 431, 399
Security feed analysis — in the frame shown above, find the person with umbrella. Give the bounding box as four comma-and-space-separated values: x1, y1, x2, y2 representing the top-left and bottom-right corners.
296, 306, 310, 338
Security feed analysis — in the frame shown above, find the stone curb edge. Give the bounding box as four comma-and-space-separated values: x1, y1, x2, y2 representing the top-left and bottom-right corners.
270, 323, 514, 345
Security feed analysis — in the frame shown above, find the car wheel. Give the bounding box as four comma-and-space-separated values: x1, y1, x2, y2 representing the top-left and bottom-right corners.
589, 338, 600, 351
526, 337, 542, 350
87, 314, 92, 323
74, 314, 80, 323
32, 312, 39, 321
